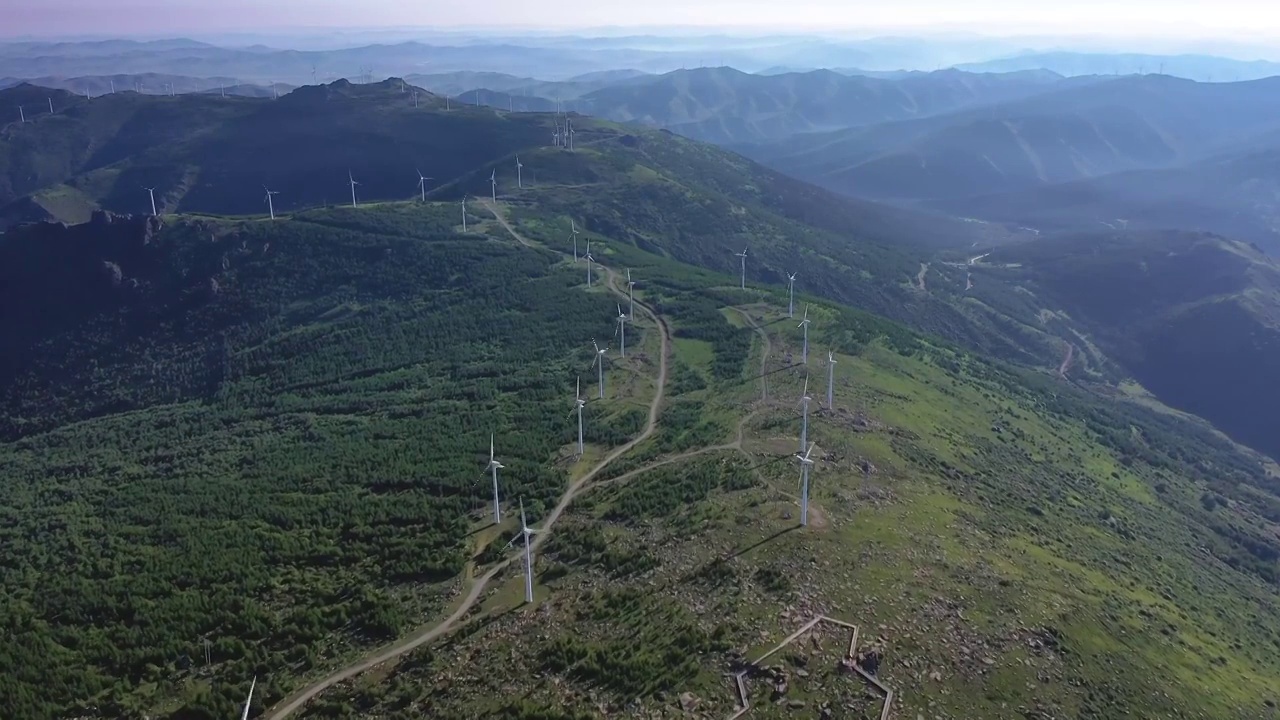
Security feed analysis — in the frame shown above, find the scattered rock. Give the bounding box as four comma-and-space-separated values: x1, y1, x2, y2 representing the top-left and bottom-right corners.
678, 692, 697, 712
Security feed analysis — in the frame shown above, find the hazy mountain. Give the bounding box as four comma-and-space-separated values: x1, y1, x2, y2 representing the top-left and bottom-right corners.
566, 66, 1069, 145
930, 140, 1280, 253
0, 73, 280, 97
748, 75, 1280, 205
957, 51, 1280, 82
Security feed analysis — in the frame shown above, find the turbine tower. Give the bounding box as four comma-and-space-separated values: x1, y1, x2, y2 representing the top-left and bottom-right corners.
798, 304, 811, 365
504, 499, 540, 604
571, 376, 586, 456
591, 338, 609, 399
144, 187, 157, 216
734, 247, 748, 289
571, 220, 580, 262
48, 97, 53, 114
485, 434, 503, 524
490, 169, 497, 203
110, 79, 115, 94
462, 196, 468, 231
799, 376, 812, 453
826, 350, 836, 407
17, 105, 24, 123
626, 268, 636, 317
516, 156, 523, 189
787, 272, 798, 318
794, 442, 816, 527
240, 676, 257, 720
615, 304, 628, 357
348, 170, 359, 208
416, 170, 432, 202
263, 187, 279, 220
584, 239, 594, 287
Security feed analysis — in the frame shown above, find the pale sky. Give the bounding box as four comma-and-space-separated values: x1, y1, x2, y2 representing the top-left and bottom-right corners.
5, 0, 1280, 40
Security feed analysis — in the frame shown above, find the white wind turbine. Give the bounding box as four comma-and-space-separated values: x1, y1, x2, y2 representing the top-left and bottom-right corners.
348, 170, 360, 208
799, 376, 812, 453
571, 220, 580, 262
489, 169, 497, 203
626, 268, 636, 317
263, 186, 279, 220
48, 97, 53, 114
461, 196, 468, 231
144, 187, 158, 216
110, 79, 115, 94
584, 238, 595, 287
567, 118, 575, 151
416, 170, 432, 202
485, 434, 503, 524
798, 304, 811, 365
570, 376, 586, 456
794, 441, 816, 527
240, 676, 257, 720
17, 105, 24, 123
826, 351, 836, 407
591, 338, 609, 399
615, 303, 628, 357
504, 498, 540, 604
786, 272, 798, 318
516, 156, 523, 189
734, 247, 748, 289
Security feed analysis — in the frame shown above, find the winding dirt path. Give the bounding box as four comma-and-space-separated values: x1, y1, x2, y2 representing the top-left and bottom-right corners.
916, 263, 930, 292
1058, 342, 1075, 378
265, 205, 671, 720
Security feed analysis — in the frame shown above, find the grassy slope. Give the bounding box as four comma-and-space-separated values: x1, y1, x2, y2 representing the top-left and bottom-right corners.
292, 205, 1280, 720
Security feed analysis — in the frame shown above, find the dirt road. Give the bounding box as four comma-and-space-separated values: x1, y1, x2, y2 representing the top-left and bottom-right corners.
264, 206, 671, 720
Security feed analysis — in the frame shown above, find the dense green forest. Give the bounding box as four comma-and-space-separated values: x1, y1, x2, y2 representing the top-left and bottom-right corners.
0, 204, 642, 717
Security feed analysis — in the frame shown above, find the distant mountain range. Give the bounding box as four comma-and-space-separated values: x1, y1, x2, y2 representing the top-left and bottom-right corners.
957, 51, 1280, 82
0, 73, 283, 97
745, 74, 1280, 252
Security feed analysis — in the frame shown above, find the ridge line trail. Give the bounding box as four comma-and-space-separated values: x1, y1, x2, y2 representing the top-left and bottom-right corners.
264, 203, 670, 720
1058, 342, 1075, 378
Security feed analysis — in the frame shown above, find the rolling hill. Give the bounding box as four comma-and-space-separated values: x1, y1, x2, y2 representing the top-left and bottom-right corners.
957, 51, 1280, 81
746, 74, 1280, 204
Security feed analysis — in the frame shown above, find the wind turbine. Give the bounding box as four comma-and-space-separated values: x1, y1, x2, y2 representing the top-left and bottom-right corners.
271, 82, 279, 100
485, 434, 503, 524
109, 79, 115, 94
615, 304, 628, 357
571, 220, 580, 262
516, 156, 523, 189
17, 105, 24, 123
240, 676, 257, 720
461, 196, 468, 231
490, 169, 497, 203
584, 239, 594, 287
826, 351, 836, 407
144, 187, 157, 216
348, 171, 359, 208
626, 268, 636, 317
798, 304, 811, 365
786, 272, 798, 318
567, 118, 576, 151
591, 338, 609, 399
416, 170, 432, 202
504, 498, 540, 604
799, 376, 812, 453
48, 97, 53, 114
570, 376, 585, 456
734, 247, 748, 289
263, 186, 279, 220
794, 441, 816, 527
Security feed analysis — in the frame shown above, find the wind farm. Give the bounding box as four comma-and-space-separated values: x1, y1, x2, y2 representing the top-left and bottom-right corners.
3, 74, 1278, 720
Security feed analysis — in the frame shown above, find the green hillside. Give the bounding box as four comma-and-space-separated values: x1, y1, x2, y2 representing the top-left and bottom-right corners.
0, 196, 1277, 720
